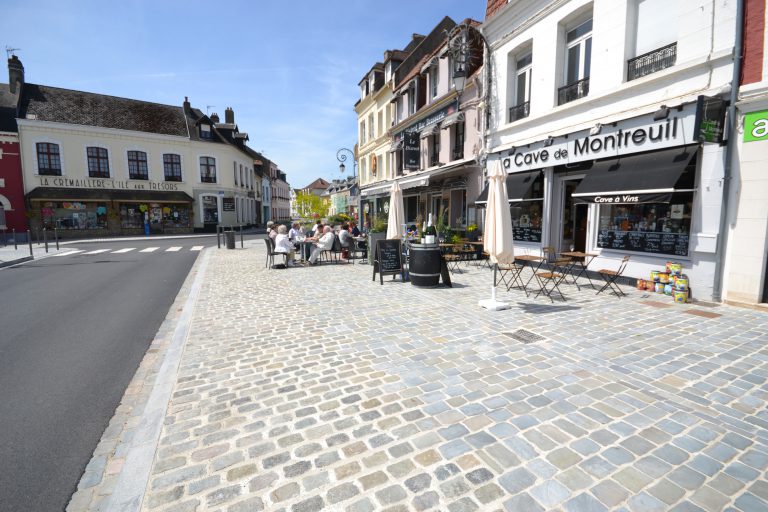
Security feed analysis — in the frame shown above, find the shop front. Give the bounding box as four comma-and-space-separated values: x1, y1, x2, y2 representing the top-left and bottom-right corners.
26, 187, 193, 238
487, 100, 726, 299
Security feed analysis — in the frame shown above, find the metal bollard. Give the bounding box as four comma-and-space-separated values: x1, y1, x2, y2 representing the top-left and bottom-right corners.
240, 224, 244, 248
217, 225, 221, 249
27, 230, 33, 258
55, 227, 59, 250
13, 229, 17, 250
44, 228, 48, 253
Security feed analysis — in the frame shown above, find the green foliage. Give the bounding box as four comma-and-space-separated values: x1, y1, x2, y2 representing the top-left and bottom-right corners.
295, 191, 329, 221
328, 213, 352, 224
467, 223, 479, 232
370, 215, 388, 233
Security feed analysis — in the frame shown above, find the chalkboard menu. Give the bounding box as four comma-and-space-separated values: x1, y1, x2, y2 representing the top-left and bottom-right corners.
222, 197, 235, 211
373, 239, 404, 285
597, 230, 689, 256
513, 227, 542, 243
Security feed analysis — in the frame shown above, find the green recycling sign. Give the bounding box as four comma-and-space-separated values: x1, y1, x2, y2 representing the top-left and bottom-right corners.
744, 109, 768, 142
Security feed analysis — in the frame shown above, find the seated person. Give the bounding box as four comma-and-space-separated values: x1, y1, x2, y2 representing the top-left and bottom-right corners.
288, 222, 304, 240
339, 223, 353, 258
349, 221, 361, 237
266, 221, 277, 240
307, 226, 335, 265
273, 225, 296, 266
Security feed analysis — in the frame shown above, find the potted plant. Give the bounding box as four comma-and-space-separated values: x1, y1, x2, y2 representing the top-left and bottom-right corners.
367, 216, 388, 264
466, 223, 479, 241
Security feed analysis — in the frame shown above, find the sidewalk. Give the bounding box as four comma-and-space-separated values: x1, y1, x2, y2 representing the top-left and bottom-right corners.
0, 242, 72, 266
70, 244, 768, 512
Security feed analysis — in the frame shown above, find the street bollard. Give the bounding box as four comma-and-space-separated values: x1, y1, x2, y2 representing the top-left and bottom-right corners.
2, 229, 5, 246
240, 224, 244, 248
27, 230, 33, 258
13, 229, 17, 250
44, 228, 49, 253
217, 225, 221, 249
54, 227, 59, 250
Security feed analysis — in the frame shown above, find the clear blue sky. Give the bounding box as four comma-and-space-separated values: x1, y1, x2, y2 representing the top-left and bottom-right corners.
2, 0, 486, 188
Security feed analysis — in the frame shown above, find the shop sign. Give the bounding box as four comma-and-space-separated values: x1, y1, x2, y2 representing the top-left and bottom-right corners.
222, 197, 235, 211
404, 132, 420, 170
395, 101, 458, 137
744, 109, 768, 143
693, 95, 727, 143
498, 102, 698, 172
37, 176, 179, 191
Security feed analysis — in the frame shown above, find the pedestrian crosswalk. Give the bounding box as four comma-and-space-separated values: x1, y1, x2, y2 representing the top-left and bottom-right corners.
52, 246, 209, 257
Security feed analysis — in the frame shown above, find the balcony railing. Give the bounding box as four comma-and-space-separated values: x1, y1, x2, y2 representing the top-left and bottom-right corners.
627, 42, 677, 81
201, 175, 216, 183
558, 78, 590, 106
508, 101, 530, 123
452, 148, 464, 161
430, 155, 439, 167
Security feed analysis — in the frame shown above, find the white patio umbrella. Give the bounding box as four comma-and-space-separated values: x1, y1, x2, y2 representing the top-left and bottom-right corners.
386, 180, 405, 240
479, 159, 515, 310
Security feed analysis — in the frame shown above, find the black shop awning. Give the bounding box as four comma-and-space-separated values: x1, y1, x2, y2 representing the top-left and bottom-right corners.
475, 170, 539, 208
27, 187, 194, 203
571, 146, 697, 204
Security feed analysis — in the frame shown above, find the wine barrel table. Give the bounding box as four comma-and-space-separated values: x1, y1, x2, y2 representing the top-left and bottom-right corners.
409, 244, 442, 287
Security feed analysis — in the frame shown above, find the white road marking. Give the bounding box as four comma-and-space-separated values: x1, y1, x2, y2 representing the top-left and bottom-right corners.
165, 246, 182, 252
52, 249, 84, 257
139, 247, 159, 253
81, 249, 110, 255
190, 246, 204, 251
112, 248, 136, 253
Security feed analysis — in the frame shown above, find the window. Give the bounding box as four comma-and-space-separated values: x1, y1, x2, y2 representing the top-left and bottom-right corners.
559, 18, 592, 105
200, 124, 212, 139
36, 142, 61, 175
87, 147, 110, 178
360, 120, 366, 144
510, 174, 544, 242
234, 162, 238, 186
163, 154, 182, 181
127, 151, 149, 180
430, 134, 440, 167
41, 201, 107, 229
200, 156, 216, 183
240, 165, 244, 187
452, 122, 465, 161
408, 86, 416, 115
628, 0, 678, 80
511, 53, 532, 122
429, 65, 439, 99
368, 114, 374, 140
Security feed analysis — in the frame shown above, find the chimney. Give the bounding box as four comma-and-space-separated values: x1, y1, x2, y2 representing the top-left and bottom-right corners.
8, 55, 24, 95
210, 112, 220, 123
183, 96, 191, 113
225, 107, 234, 124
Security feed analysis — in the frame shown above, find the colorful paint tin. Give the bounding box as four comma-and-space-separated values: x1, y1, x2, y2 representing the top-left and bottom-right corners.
673, 288, 689, 303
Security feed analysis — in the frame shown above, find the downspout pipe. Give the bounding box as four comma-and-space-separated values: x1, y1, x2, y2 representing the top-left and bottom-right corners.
712, 0, 744, 302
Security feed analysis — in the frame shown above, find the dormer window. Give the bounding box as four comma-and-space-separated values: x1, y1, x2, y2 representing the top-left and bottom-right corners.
200, 124, 212, 140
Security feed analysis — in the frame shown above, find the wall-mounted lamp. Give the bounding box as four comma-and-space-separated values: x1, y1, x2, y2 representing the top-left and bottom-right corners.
544, 136, 554, 147
653, 105, 670, 121
507, 147, 516, 156
590, 123, 602, 136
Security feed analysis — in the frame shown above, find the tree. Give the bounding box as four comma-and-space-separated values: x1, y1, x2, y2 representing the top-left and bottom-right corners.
295, 191, 329, 221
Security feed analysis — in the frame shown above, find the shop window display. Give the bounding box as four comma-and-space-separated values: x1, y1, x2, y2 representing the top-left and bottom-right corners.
41, 201, 108, 230
120, 203, 190, 229
510, 201, 543, 242
597, 192, 692, 256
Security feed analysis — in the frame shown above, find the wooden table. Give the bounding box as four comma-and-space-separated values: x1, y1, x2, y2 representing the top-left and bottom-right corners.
513, 254, 546, 294
559, 251, 598, 290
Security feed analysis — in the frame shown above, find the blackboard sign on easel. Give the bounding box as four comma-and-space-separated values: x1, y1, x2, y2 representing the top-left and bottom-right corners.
372, 239, 405, 285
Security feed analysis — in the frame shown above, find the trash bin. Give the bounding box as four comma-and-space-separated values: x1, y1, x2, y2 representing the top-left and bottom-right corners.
225, 230, 235, 249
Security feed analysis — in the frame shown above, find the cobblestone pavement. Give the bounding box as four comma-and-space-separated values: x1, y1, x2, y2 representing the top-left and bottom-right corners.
73, 243, 768, 512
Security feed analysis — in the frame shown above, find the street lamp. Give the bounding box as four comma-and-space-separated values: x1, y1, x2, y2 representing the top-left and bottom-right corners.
336, 147, 361, 226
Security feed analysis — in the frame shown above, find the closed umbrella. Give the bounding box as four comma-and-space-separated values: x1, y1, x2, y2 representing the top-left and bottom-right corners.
386, 180, 405, 240
479, 159, 514, 310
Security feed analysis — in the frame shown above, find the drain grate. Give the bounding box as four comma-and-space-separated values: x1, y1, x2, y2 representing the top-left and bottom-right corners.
503, 329, 546, 344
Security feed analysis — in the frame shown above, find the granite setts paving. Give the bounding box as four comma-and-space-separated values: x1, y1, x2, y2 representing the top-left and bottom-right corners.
73, 242, 768, 511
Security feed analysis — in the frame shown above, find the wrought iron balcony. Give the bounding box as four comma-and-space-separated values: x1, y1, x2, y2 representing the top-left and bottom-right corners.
558, 78, 590, 106
508, 101, 530, 123
201, 176, 216, 183
627, 42, 677, 81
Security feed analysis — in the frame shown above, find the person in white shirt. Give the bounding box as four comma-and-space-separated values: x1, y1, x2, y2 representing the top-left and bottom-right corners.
338, 223, 353, 259
273, 225, 296, 266
308, 226, 335, 265
288, 222, 304, 241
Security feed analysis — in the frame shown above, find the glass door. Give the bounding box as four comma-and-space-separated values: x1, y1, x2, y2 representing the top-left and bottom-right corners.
559, 179, 585, 253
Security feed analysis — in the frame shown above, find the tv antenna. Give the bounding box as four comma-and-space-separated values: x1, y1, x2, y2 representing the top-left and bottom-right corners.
206, 105, 215, 115
5, 46, 21, 59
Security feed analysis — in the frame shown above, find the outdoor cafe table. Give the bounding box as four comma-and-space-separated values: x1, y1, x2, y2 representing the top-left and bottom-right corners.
559, 251, 599, 290
513, 254, 546, 295
293, 239, 314, 262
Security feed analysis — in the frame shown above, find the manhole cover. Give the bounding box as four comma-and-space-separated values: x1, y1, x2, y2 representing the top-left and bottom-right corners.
503, 329, 546, 344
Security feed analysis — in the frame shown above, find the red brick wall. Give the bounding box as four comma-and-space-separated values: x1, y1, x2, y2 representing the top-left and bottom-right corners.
741, 0, 765, 85
0, 139, 29, 232
485, 0, 508, 21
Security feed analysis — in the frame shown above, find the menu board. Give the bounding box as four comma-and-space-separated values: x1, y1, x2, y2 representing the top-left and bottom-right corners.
373, 239, 404, 285
598, 230, 689, 256
513, 227, 542, 243
222, 197, 235, 211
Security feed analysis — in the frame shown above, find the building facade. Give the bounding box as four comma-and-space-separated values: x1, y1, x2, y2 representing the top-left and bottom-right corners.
272, 169, 291, 222
483, 0, 738, 301
358, 17, 485, 234
0, 56, 28, 236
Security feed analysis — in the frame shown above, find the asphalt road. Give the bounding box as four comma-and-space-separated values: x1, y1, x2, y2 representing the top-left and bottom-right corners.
0, 235, 231, 511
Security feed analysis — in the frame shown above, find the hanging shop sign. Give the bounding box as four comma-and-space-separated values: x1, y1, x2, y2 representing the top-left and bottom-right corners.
36, 176, 179, 191
404, 132, 420, 170
396, 101, 458, 137
222, 197, 235, 211
497, 102, 699, 172
744, 109, 768, 143
693, 95, 727, 143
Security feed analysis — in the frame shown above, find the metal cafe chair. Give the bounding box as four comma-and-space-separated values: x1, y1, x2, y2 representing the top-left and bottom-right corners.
496, 260, 527, 294
596, 255, 631, 297
264, 238, 287, 269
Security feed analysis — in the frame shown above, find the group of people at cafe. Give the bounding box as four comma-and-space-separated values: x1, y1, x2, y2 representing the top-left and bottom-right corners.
267, 220, 364, 267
